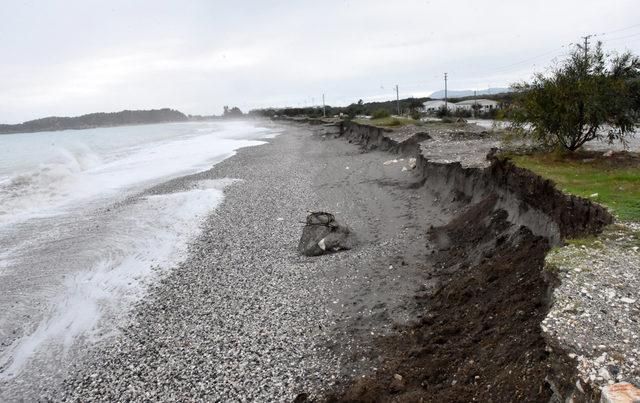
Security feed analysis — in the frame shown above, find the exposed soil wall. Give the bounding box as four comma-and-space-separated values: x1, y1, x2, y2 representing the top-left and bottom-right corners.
338, 121, 612, 243
322, 121, 614, 402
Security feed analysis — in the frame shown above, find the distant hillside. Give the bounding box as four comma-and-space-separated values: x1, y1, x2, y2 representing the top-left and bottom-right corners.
429, 87, 512, 99
0, 108, 188, 134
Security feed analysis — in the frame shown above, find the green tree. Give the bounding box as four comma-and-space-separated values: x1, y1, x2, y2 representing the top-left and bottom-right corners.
509, 41, 640, 151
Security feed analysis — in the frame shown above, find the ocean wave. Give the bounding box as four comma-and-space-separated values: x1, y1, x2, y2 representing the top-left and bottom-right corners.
0, 146, 102, 225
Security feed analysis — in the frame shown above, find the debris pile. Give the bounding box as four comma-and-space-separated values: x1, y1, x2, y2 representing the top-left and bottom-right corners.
298, 212, 356, 256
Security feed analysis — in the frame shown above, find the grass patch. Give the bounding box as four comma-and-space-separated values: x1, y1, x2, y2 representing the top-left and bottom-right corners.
354, 117, 419, 128
565, 236, 604, 249
504, 150, 640, 221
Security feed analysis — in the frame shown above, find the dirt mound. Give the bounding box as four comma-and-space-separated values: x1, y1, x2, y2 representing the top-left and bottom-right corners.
326, 197, 573, 402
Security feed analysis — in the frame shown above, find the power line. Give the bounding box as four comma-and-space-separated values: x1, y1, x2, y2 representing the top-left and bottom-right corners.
600, 22, 640, 36
303, 22, 640, 108
602, 31, 640, 43
490, 45, 570, 73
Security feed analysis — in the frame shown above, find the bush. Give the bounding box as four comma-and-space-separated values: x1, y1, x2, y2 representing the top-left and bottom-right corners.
371, 108, 391, 119
410, 109, 422, 120
435, 105, 452, 118
509, 41, 640, 151
453, 109, 472, 118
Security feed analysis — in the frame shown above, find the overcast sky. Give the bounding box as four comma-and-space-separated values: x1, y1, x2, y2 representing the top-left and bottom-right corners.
1, 0, 639, 123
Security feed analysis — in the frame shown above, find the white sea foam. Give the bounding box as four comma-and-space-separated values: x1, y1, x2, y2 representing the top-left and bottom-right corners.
0, 179, 234, 378
0, 120, 277, 379
0, 121, 266, 227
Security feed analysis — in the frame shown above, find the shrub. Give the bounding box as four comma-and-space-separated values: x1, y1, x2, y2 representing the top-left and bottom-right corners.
371, 108, 391, 119
410, 109, 422, 120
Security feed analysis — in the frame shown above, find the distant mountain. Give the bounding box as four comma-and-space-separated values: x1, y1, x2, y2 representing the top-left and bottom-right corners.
0, 108, 188, 134
429, 87, 512, 99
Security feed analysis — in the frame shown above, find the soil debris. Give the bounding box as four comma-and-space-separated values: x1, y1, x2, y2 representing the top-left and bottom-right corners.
327, 197, 566, 402
298, 212, 356, 256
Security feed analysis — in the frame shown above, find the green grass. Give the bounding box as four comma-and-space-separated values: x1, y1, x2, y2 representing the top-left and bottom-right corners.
505, 152, 640, 221
354, 117, 420, 128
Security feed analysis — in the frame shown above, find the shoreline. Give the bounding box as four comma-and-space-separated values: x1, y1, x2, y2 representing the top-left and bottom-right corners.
49, 120, 448, 400
0, 120, 277, 400
2, 118, 632, 401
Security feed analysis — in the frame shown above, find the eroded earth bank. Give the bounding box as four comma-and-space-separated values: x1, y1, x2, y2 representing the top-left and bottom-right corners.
317, 120, 613, 402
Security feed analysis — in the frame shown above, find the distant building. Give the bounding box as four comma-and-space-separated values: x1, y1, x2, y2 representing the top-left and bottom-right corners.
454, 99, 500, 112
422, 100, 457, 113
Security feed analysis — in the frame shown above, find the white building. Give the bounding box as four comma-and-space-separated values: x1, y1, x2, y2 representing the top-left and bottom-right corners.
454, 99, 500, 112
422, 100, 458, 113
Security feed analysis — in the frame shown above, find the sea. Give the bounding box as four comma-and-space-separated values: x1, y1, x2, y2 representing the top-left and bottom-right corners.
0, 120, 277, 388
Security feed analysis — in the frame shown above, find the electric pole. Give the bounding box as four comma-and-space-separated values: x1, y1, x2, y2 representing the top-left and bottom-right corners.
395, 84, 400, 115
322, 93, 326, 118
473, 89, 477, 119
444, 73, 448, 113
581, 34, 592, 63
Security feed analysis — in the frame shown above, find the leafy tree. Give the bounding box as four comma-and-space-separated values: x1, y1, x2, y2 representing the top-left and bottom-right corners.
509, 41, 640, 151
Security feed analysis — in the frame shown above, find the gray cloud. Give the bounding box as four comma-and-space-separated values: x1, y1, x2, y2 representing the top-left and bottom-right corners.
1, 0, 639, 122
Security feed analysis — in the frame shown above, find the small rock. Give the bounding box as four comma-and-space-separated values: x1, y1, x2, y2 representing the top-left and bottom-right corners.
620, 298, 636, 304
598, 367, 611, 381
389, 374, 406, 393
318, 238, 326, 251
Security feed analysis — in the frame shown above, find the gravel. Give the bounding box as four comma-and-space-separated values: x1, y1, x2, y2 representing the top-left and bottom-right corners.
49, 123, 339, 401
543, 222, 640, 391
47, 121, 444, 401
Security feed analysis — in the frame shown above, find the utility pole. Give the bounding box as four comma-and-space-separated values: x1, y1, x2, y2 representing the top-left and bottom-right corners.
581, 34, 592, 63
395, 84, 400, 115
322, 93, 326, 118
444, 73, 448, 113
473, 89, 477, 119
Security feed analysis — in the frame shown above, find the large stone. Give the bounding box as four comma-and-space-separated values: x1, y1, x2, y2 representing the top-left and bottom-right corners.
600, 382, 640, 403
297, 212, 356, 256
